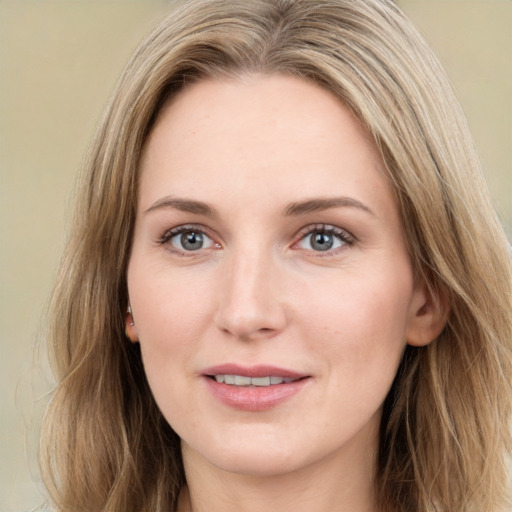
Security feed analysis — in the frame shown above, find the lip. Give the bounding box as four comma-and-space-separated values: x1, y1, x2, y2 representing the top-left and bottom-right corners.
203, 363, 306, 380
201, 364, 311, 412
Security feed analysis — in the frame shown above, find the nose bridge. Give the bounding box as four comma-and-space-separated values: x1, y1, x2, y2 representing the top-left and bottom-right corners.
215, 241, 286, 338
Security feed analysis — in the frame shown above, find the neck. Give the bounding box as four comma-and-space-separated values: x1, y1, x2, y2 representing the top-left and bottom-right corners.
177, 429, 379, 512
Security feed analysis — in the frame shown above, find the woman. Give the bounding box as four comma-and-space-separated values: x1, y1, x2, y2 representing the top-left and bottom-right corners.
41, 0, 512, 511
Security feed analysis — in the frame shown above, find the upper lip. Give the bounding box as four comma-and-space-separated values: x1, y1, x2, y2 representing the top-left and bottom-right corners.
202, 363, 307, 379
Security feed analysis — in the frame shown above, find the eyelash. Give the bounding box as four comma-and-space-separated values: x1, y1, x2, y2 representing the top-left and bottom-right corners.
158, 223, 355, 257
294, 224, 355, 255
159, 224, 218, 257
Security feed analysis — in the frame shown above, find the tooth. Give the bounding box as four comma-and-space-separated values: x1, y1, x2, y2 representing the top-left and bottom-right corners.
214, 374, 298, 386
251, 377, 271, 387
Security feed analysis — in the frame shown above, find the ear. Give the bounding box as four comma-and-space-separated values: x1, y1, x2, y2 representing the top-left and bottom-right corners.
125, 305, 139, 343
406, 277, 449, 347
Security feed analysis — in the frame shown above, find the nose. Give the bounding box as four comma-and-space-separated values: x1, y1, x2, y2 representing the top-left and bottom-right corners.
214, 247, 287, 340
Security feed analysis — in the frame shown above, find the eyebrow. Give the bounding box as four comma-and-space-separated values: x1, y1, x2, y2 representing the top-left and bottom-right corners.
144, 197, 216, 216
144, 195, 375, 218
283, 197, 375, 217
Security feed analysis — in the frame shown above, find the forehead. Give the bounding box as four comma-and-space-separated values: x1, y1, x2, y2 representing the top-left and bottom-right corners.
144, 73, 379, 162
138, 74, 394, 219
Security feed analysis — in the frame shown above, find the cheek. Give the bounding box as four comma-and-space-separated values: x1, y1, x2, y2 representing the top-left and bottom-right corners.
126, 259, 217, 389
129, 255, 215, 338
297, 267, 413, 387
130, 287, 211, 428
299, 265, 413, 340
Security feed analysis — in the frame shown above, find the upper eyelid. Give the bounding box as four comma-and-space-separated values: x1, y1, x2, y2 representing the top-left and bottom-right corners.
160, 223, 215, 240
294, 223, 355, 241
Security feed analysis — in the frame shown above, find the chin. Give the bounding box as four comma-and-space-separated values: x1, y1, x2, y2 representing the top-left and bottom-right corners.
222, 451, 300, 477
182, 433, 311, 478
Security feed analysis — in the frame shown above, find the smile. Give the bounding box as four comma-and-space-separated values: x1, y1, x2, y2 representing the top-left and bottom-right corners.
212, 375, 298, 386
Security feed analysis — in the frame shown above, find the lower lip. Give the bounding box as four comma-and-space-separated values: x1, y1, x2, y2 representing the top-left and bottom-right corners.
203, 376, 310, 412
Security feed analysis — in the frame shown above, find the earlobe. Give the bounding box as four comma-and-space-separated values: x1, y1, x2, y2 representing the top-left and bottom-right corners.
406, 279, 450, 347
125, 304, 139, 343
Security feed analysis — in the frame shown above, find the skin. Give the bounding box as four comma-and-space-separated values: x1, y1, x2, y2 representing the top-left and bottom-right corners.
126, 74, 444, 512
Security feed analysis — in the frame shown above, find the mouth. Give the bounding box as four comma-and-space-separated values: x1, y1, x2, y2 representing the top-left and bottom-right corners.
208, 374, 302, 387
202, 364, 310, 411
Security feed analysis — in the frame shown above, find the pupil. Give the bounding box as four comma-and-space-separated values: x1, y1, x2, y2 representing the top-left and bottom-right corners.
311, 232, 333, 251
181, 231, 203, 250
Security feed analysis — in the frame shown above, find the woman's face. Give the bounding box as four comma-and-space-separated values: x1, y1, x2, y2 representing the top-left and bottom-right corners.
127, 74, 433, 477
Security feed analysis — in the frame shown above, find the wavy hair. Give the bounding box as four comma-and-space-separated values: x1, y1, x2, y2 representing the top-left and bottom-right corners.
41, 1, 512, 511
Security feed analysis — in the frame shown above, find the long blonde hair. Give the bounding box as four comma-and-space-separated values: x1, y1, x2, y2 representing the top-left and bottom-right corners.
41, 1, 512, 511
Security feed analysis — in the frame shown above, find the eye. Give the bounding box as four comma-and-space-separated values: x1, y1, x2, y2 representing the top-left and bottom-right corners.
295, 225, 354, 253
161, 226, 218, 254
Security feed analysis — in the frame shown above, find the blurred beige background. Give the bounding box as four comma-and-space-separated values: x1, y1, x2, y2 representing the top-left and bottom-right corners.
1, 1, 510, 510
